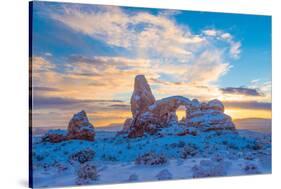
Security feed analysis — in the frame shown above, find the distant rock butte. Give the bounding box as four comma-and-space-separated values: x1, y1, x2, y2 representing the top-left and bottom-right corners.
125, 75, 235, 138
42, 110, 95, 143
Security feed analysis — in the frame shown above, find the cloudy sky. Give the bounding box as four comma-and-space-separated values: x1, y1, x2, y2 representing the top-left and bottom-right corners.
31, 2, 271, 128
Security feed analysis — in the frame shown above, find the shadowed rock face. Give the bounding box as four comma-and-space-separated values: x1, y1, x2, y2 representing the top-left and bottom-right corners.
126, 75, 235, 138
118, 118, 133, 134
41, 130, 67, 143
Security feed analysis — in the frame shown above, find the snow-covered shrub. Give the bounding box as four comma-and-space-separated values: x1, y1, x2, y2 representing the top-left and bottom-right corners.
128, 174, 139, 181
244, 163, 260, 174
247, 141, 263, 151
34, 154, 44, 161
192, 160, 227, 178
70, 149, 95, 164
244, 153, 254, 160
180, 144, 198, 159
54, 163, 68, 172
101, 154, 118, 161
135, 152, 167, 165
168, 140, 185, 148
177, 141, 186, 148
76, 163, 98, 184
211, 154, 224, 162
156, 169, 173, 180
227, 142, 239, 150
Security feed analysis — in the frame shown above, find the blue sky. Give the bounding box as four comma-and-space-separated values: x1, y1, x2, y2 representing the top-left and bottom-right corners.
32, 3, 271, 87
31, 2, 272, 128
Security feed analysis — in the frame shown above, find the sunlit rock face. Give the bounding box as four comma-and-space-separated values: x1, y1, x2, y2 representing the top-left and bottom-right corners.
127, 75, 236, 138
149, 96, 192, 126
186, 99, 235, 131
202, 99, 224, 112
131, 75, 156, 118
67, 110, 96, 141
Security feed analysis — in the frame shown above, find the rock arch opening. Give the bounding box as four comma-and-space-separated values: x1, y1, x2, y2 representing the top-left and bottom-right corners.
176, 105, 186, 125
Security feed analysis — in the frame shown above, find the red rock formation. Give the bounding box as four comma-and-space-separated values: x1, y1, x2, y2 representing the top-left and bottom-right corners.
67, 110, 95, 141
206, 99, 225, 112
128, 112, 159, 138
42, 130, 67, 143
131, 75, 155, 118
42, 110, 96, 143
186, 99, 235, 131
127, 75, 235, 138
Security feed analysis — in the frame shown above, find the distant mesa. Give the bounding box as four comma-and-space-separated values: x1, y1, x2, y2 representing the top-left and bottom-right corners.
42, 110, 95, 143
123, 75, 235, 138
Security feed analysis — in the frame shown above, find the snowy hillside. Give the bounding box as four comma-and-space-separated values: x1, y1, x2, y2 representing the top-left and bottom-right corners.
32, 126, 271, 187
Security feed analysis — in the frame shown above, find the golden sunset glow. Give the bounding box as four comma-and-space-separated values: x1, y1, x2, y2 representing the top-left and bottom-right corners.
88, 111, 132, 127
176, 108, 271, 122
225, 108, 272, 120
176, 110, 186, 121
89, 107, 273, 127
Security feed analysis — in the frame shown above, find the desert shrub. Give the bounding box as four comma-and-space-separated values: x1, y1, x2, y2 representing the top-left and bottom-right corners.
169, 143, 177, 148
54, 163, 68, 172
156, 169, 173, 180
244, 163, 260, 174
70, 149, 95, 164
192, 160, 226, 178
76, 163, 98, 184
244, 153, 255, 160
180, 144, 198, 159
227, 142, 239, 150
101, 154, 118, 161
35, 154, 44, 161
135, 152, 167, 165
247, 141, 263, 151
177, 141, 186, 148
211, 154, 224, 162
128, 174, 138, 182
222, 140, 228, 145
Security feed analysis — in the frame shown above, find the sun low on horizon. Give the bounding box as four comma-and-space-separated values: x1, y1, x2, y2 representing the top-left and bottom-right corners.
31, 2, 271, 129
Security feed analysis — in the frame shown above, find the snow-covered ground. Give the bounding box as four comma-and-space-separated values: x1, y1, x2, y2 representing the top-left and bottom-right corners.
31, 127, 271, 188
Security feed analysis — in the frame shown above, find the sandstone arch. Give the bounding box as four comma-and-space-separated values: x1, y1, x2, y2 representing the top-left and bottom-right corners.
125, 75, 235, 138
148, 96, 193, 126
